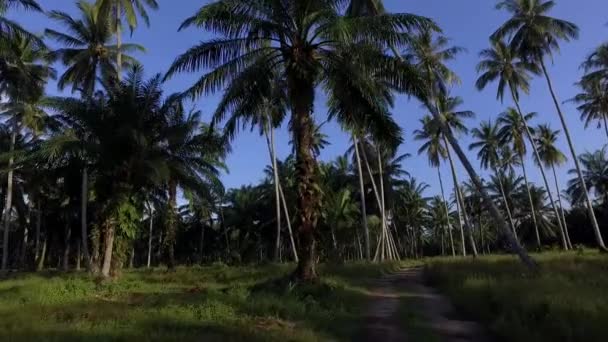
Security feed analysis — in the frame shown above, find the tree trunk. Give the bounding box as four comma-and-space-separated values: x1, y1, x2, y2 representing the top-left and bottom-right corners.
147, 205, 153, 268
290, 76, 320, 281
437, 166, 456, 257
444, 138, 476, 256
279, 184, 298, 262
76, 241, 81, 271
603, 115, 608, 142
434, 113, 537, 270
36, 236, 46, 271
2, 122, 17, 270
101, 224, 115, 278
166, 180, 177, 270
540, 58, 606, 250
353, 135, 371, 260
552, 165, 573, 248
81, 167, 91, 270
34, 201, 41, 264
264, 124, 282, 262
199, 219, 205, 264
510, 86, 568, 250
495, 170, 519, 242
520, 152, 541, 250
62, 224, 72, 272
20, 200, 31, 268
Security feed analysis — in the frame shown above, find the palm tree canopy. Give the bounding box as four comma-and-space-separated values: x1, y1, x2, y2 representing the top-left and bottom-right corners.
497, 107, 537, 156
95, 0, 159, 33
566, 146, 608, 205
476, 39, 539, 101
46, 0, 144, 95
0, 0, 44, 46
414, 115, 445, 167
569, 79, 608, 129
534, 124, 567, 168
492, 0, 579, 61
469, 120, 502, 170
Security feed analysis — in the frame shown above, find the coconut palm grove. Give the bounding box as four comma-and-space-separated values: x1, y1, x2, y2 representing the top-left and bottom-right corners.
1, 0, 608, 340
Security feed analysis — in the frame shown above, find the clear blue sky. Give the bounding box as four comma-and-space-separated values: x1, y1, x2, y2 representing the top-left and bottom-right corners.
16, 0, 608, 199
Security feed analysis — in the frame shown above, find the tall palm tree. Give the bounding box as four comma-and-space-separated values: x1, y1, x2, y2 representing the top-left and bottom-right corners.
476, 38, 568, 249
94, 0, 158, 78
535, 124, 572, 247
498, 108, 542, 249
470, 120, 519, 241
414, 116, 455, 256
493, 0, 606, 250
0, 34, 53, 270
166, 0, 431, 279
566, 147, 608, 208
581, 43, 608, 86
45, 0, 144, 95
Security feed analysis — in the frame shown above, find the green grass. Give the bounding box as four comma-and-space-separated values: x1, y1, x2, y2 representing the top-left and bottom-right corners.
0, 262, 406, 341
425, 251, 608, 342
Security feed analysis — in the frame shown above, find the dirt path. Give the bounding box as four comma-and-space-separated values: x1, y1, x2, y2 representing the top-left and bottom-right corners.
362, 267, 487, 342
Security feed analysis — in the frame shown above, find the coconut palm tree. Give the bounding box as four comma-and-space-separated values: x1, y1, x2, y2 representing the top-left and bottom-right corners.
165, 0, 432, 279
581, 43, 608, 86
493, 0, 606, 250
414, 116, 454, 256
470, 120, 520, 241
498, 108, 542, 249
0, 33, 54, 270
0, 0, 43, 45
94, 0, 158, 77
45, 0, 144, 95
476, 38, 568, 249
570, 79, 608, 140
566, 147, 608, 208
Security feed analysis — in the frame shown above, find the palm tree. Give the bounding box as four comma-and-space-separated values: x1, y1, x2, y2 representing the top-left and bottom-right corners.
45, 0, 144, 95
535, 125, 571, 247
476, 38, 568, 250
566, 147, 608, 208
470, 121, 519, 242
498, 108, 542, 249
394, 178, 429, 258
570, 79, 608, 140
94, 0, 158, 77
0, 34, 53, 270
581, 43, 608, 86
406, 26, 534, 267
414, 116, 454, 256
166, 0, 432, 280
493, 0, 606, 250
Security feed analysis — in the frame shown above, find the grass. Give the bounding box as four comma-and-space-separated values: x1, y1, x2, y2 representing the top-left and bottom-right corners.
425, 251, 608, 342
0, 262, 408, 341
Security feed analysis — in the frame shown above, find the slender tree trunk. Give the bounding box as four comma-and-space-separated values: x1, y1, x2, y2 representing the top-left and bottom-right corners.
147, 205, 153, 268
434, 114, 537, 270
62, 224, 71, 271
290, 79, 320, 281
34, 201, 41, 264
510, 86, 568, 250
166, 181, 177, 270
36, 236, 46, 271
552, 165, 573, 248
540, 59, 606, 250
353, 135, 371, 260
20, 201, 31, 268
199, 219, 205, 264
2, 122, 17, 270
495, 170, 519, 242
264, 124, 282, 262
437, 167, 456, 257
76, 241, 81, 271
520, 153, 541, 250
279, 184, 298, 262
81, 168, 91, 269
444, 138, 476, 256
101, 224, 114, 278
377, 147, 397, 260
603, 115, 608, 142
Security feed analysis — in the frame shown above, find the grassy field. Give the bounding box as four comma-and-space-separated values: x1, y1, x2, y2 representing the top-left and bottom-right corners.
0, 262, 412, 341
426, 251, 608, 342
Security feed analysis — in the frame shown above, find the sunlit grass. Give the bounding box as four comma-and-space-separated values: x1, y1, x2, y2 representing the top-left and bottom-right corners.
426, 251, 608, 342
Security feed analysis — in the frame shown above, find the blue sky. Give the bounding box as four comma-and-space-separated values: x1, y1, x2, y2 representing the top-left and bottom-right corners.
17, 0, 608, 199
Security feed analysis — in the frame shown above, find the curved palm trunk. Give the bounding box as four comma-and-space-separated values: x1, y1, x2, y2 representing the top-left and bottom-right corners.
520, 153, 541, 250
510, 87, 568, 250
495, 170, 519, 242
264, 124, 282, 262
353, 135, 371, 260
434, 114, 537, 270
2, 122, 17, 271
291, 80, 320, 281
437, 167, 455, 257
538, 60, 605, 249
552, 165, 572, 248
444, 137, 475, 256
81, 168, 91, 270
